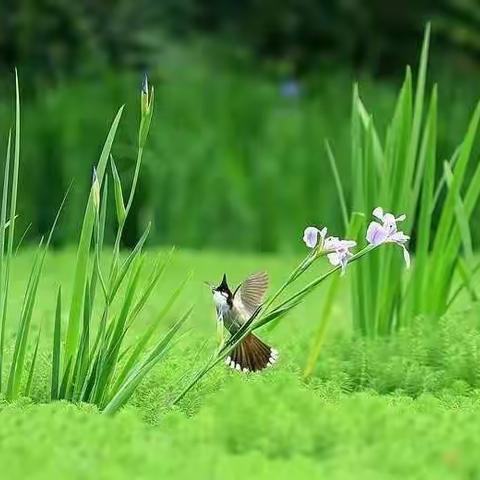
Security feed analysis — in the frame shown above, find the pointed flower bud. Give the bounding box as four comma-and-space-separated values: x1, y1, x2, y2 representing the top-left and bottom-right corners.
139, 72, 154, 148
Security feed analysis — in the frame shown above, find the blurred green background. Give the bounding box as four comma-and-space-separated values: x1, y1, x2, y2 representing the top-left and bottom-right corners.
1, 0, 480, 251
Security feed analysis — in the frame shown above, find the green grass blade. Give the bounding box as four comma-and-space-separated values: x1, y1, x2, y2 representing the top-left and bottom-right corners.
325, 140, 348, 229
70, 281, 92, 401
403, 23, 430, 210
0, 129, 11, 391
112, 271, 191, 394
58, 359, 72, 400
103, 307, 192, 415
432, 147, 460, 212
108, 223, 151, 301
443, 161, 473, 261
456, 258, 478, 303
6, 243, 44, 399
110, 156, 126, 225
0, 70, 21, 392
25, 326, 42, 397
303, 213, 364, 377
64, 106, 123, 373
94, 258, 144, 405
432, 100, 480, 257
51, 287, 62, 400
410, 86, 437, 315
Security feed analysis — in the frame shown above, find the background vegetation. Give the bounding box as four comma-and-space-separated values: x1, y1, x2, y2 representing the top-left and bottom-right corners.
1, 1, 480, 251
2, 3, 480, 478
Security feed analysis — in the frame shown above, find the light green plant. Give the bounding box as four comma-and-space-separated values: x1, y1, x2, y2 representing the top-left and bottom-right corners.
0, 72, 190, 412
0, 71, 66, 400
52, 75, 192, 414
304, 25, 480, 377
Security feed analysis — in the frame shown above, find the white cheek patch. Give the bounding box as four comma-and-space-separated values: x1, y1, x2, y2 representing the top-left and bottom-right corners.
213, 290, 227, 307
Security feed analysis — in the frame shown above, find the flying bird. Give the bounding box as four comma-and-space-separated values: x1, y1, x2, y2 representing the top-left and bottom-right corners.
209, 272, 278, 372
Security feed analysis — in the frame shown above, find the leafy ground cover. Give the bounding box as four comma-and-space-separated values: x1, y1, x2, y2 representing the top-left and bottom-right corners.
1, 248, 479, 479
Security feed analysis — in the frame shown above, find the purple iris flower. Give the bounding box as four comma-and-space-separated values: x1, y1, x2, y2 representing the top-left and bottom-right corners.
303, 226, 356, 275
323, 236, 357, 275
366, 207, 410, 267
303, 226, 327, 249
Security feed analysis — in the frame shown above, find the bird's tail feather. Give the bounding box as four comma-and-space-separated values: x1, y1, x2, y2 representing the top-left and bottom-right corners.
225, 333, 278, 372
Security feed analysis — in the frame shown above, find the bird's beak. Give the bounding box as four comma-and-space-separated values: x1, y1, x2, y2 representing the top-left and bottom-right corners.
204, 281, 214, 291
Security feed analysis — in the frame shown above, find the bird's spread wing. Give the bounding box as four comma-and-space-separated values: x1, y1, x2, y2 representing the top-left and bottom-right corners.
233, 271, 269, 319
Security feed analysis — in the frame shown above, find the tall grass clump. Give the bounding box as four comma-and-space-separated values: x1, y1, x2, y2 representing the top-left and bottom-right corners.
50, 76, 192, 414
305, 25, 480, 375
0, 71, 65, 401
0, 72, 190, 412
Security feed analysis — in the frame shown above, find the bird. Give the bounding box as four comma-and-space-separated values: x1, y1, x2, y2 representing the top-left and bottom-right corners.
209, 272, 278, 372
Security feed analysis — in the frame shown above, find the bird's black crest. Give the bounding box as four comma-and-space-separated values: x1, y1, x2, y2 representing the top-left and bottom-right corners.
216, 273, 231, 293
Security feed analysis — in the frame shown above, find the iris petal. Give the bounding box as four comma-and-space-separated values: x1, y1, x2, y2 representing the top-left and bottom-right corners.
372, 207, 384, 220
366, 222, 388, 246
303, 227, 320, 248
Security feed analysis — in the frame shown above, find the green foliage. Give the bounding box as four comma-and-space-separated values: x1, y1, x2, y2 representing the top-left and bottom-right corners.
50, 79, 191, 413
3, 0, 480, 83
306, 27, 480, 346
2, 44, 480, 253
0, 73, 190, 412
0, 71, 61, 401
0, 245, 480, 478
2, 296, 480, 478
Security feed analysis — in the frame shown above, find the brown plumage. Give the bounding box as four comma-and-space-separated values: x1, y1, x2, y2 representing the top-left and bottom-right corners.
225, 333, 278, 372
213, 271, 279, 373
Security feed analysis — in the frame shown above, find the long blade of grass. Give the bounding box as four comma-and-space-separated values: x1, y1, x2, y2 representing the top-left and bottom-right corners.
6, 186, 68, 400
110, 156, 126, 225
303, 213, 364, 378
410, 86, 437, 315
64, 106, 123, 374
432, 100, 480, 257
108, 223, 151, 302
51, 287, 62, 400
25, 325, 42, 397
403, 23, 430, 213
325, 140, 348, 229
93, 258, 144, 404
112, 272, 191, 394
103, 307, 192, 415
443, 161, 473, 261
0, 130, 11, 391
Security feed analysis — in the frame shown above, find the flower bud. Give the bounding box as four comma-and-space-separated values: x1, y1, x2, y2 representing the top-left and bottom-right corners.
139, 73, 154, 148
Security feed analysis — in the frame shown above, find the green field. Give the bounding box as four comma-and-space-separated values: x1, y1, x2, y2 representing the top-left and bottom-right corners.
1, 248, 480, 479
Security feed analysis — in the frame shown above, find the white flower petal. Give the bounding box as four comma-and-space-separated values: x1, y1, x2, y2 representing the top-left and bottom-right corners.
303, 227, 320, 248
341, 240, 357, 249
323, 236, 340, 251
382, 213, 398, 234
372, 207, 384, 220
327, 252, 341, 266
389, 231, 409, 244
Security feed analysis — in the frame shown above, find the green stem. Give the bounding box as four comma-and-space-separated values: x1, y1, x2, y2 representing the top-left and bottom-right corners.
173, 245, 376, 405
